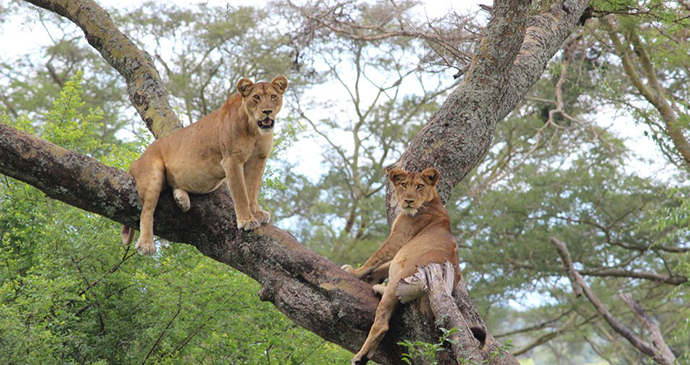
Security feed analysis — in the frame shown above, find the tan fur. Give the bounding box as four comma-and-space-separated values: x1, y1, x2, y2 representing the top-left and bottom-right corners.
121, 76, 288, 256
342, 167, 461, 365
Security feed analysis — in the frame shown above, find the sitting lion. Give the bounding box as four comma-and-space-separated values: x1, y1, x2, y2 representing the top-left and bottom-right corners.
121, 76, 288, 256
342, 167, 461, 365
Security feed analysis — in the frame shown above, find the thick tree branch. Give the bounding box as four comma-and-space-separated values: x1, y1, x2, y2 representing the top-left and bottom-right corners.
401, 263, 487, 364
24, 0, 182, 138
393, 0, 529, 204
0, 122, 522, 364
0, 122, 394, 362
551, 236, 584, 297
388, 0, 591, 223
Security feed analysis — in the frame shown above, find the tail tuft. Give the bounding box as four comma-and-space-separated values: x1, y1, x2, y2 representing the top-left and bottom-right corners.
121, 225, 135, 246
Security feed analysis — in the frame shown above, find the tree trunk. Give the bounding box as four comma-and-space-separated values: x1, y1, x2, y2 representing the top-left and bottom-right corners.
388, 0, 592, 220
1, 0, 592, 363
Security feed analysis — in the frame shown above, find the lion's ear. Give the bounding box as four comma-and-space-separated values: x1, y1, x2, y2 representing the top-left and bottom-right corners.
271, 75, 288, 94
237, 78, 254, 97
421, 167, 441, 186
388, 168, 407, 185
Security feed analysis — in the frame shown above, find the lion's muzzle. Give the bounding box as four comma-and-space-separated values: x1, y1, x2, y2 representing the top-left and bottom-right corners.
257, 117, 275, 129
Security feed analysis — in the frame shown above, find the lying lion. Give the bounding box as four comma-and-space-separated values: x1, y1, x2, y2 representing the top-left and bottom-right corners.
121, 76, 288, 256
342, 167, 461, 365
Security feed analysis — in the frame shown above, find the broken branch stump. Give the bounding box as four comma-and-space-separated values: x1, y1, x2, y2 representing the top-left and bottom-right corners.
397, 262, 520, 365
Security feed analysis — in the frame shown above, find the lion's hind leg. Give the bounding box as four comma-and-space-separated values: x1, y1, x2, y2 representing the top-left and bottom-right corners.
368, 261, 390, 283
173, 188, 191, 212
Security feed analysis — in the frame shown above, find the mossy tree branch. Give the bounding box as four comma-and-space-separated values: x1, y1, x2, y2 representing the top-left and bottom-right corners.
25, 0, 183, 138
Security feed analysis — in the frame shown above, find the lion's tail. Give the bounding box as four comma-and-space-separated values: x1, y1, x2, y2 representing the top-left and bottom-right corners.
121, 225, 136, 246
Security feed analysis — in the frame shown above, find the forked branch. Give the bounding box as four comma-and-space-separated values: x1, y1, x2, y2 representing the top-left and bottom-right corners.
550, 237, 677, 365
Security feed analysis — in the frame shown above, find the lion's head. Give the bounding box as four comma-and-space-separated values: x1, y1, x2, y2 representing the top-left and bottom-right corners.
237, 75, 288, 132
388, 167, 441, 216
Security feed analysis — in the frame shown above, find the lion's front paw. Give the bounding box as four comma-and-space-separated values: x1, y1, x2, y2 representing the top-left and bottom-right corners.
253, 209, 271, 224
135, 238, 157, 257
342, 264, 356, 274
237, 217, 261, 231
342, 264, 368, 279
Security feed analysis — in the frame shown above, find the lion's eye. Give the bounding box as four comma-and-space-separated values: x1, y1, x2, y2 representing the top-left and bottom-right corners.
400, 183, 407, 188
417, 184, 424, 190
253, 95, 260, 101
271, 94, 277, 100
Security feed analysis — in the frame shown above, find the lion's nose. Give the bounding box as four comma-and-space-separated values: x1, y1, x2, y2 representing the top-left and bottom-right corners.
262, 109, 273, 115
404, 199, 414, 205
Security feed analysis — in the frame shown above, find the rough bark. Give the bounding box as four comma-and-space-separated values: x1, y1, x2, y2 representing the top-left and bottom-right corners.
0, 122, 395, 361
400, 263, 511, 364
2, 0, 591, 363
0, 120, 518, 365
387, 0, 592, 224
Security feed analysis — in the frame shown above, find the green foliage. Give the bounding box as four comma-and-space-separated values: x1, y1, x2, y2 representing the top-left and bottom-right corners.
587, 0, 690, 167
449, 110, 689, 360
0, 4, 129, 142
0, 73, 349, 365
458, 340, 513, 365
399, 328, 513, 365
399, 327, 460, 365
261, 118, 306, 202
440, 17, 690, 358
636, 192, 690, 359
